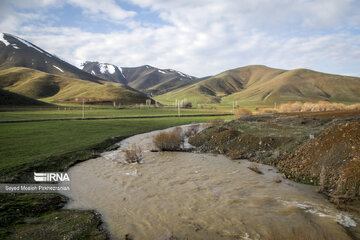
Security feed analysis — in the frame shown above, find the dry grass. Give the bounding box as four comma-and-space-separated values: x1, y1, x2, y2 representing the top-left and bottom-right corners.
206, 118, 224, 127
234, 108, 252, 119
258, 108, 278, 114
277, 100, 360, 113
153, 129, 183, 151
124, 144, 143, 163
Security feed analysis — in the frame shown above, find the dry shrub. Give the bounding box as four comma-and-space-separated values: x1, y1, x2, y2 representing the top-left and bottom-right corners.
184, 124, 200, 138
258, 108, 278, 114
278, 101, 302, 112
124, 144, 143, 163
234, 108, 252, 119
153, 129, 183, 151
348, 103, 360, 110
174, 126, 184, 138
278, 100, 360, 113
248, 162, 263, 174
207, 118, 224, 127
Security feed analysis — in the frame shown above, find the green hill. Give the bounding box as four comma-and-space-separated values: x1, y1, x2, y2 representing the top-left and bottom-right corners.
0, 67, 148, 104
155, 65, 360, 107
0, 88, 51, 106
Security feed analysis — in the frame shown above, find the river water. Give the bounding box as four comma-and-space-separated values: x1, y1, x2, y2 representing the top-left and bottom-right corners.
62, 125, 359, 240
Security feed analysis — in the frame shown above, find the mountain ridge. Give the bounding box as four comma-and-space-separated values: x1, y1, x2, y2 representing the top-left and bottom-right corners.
0, 33, 102, 83
154, 65, 360, 106
81, 61, 199, 95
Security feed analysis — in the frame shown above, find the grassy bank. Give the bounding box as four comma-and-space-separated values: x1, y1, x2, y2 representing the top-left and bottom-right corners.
0, 115, 231, 239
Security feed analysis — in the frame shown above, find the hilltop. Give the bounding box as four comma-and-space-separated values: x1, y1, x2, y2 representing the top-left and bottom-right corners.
155, 65, 360, 107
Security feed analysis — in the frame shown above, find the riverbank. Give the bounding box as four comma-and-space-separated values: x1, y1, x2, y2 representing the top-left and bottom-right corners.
189, 111, 360, 209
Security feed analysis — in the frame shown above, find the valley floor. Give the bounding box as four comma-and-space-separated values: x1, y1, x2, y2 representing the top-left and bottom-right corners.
1, 109, 359, 239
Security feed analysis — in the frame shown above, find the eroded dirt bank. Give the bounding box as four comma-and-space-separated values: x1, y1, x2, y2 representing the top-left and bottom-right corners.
189, 111, 360, 202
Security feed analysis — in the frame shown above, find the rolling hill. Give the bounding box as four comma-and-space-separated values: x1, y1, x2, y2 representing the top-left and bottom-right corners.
0, 88, 51, 106
82, 62, 198, 95
154, 65, 360, 107
0, 67, 148, 104
0, 33, 150, 104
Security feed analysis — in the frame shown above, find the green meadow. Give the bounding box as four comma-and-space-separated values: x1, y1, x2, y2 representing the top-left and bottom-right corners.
0, 115, 232, 181
0, 107, 231, 120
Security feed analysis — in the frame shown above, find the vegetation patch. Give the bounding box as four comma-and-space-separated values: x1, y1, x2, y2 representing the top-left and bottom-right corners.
124, 144, 143, 163
234, 108, 252, 119
153, 129, 183, 151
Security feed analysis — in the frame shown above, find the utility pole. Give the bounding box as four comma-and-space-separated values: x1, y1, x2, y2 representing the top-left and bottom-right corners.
82, 98, 85, 119
233, 101, 235, 114
178, 101, 181, 117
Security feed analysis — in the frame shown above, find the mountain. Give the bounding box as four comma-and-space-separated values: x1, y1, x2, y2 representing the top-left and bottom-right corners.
0, 33, 101, 83
154, 65, 360, 107
0, 88, 51, 106
81, 61, 127, 84
0, 67, 148, 104
82, 62, 198, 95
0, 33, 149, 104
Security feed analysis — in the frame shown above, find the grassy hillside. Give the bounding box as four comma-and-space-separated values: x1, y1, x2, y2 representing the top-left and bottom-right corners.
0, 67, 148, 104
155, 65, 360, 107
0, 88, 51, 106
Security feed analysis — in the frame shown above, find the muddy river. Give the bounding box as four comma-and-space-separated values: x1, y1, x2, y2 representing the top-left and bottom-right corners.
62, 124, 359, 240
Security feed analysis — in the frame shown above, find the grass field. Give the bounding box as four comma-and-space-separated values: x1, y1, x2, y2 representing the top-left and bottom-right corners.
0, 107, 231, 121
0, 114, 228, 239
0, 115, 232, 180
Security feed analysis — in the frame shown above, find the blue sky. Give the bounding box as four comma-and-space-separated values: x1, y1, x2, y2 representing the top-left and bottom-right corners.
1, 0, 359, 77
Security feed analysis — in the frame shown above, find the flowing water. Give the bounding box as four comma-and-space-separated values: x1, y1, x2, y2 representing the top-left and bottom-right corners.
62, 125, 359, 240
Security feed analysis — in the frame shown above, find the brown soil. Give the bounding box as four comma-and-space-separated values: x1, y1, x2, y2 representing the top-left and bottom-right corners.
278, 122, 360, 203
190, 110, 360, 205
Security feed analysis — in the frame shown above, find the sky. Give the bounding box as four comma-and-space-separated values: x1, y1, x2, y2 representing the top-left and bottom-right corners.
1, 0, 360, 77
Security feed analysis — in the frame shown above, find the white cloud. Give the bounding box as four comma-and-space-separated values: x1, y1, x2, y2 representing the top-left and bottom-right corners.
1, 0, 360, 77
67, 0, 136, 22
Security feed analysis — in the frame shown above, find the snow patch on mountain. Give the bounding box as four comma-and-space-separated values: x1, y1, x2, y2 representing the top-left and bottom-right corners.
168, 69, 193, 79
107, 64, 115, 74
99, 63, 115, 74
0, 33, 10, 46
118, 67, 126, 79
91, 70, 95, 75
158, 70, 167, 74
10, 34, 45, 54
53, 65, 64, 72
